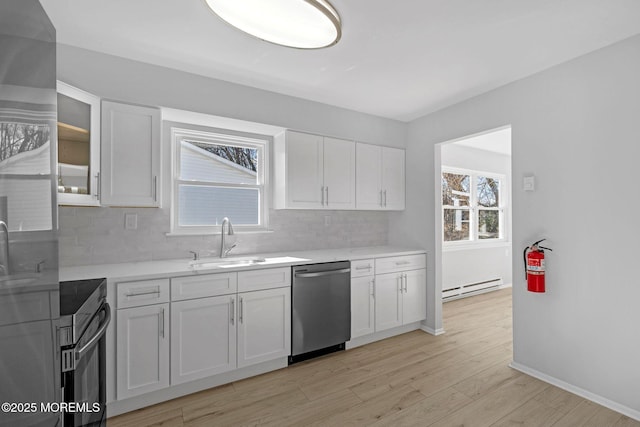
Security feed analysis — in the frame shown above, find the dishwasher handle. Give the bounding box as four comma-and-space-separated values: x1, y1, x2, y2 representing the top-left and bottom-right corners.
294, 268, 351, 278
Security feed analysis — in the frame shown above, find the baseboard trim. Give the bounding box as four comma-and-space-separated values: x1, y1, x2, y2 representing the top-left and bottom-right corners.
509, 361, 640, 421
420, 325, 445, 336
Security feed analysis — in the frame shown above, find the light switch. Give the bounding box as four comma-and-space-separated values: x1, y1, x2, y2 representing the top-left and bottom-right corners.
125, 213, 138, 230
523, 176, 535, 191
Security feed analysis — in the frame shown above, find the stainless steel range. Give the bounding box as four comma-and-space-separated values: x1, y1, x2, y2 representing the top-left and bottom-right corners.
59, 278, 110, 427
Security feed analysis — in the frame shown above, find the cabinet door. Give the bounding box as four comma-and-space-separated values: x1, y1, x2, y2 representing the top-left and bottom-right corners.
101, 101, 160, 207
402, 269, 427, 324
171, 295, 236, 385
57, 81, 101, 206
381, 147, 405, 210
323, 137, 355, 209
355, 143, 382, 210
237, 288, 291, 368
351, 275, 375, 338
285, 131, 324, 208
374, 273, 403, 332
116, 304, 169, 399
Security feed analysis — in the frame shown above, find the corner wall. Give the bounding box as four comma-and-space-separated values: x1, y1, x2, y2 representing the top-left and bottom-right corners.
390, 34, 640, 417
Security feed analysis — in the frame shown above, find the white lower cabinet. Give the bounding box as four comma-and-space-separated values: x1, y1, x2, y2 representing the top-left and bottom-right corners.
237, 287, 291, 368
170, 295, 236, 385
116, 303, 169, 400
115, 268, 291, 401
375, 268, 427, 332
350, 259, 375, 339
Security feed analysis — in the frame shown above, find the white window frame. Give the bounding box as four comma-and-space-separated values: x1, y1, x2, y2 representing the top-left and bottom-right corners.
442, 166, 507, 247
170, 125, 270, 234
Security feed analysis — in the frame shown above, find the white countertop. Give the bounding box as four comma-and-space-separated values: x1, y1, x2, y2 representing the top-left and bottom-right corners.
59, 246, 426, 282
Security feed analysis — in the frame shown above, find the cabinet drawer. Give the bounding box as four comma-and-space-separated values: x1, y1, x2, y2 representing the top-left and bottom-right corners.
171, 273, 237, 301
375, 254, 426, 274
117, 279, 169, 308
351, 259, 375, 278
238, 267, 291, 292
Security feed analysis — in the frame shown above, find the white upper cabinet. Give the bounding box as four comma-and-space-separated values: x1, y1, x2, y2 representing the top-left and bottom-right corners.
57, 81, 101, 206
274, 130, 355, 209
101, 100, 161, 207
355, 143, 405, 210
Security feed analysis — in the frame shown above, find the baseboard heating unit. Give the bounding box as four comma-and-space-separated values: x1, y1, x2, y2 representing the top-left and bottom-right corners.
443, 278, 503, 301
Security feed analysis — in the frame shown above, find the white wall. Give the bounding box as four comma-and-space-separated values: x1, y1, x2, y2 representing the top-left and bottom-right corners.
55, 45, 406, 266
390, 34, 640, 417
441, 143, 512, 292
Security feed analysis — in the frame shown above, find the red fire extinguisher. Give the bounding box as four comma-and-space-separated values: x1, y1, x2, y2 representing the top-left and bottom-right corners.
523, 239, 552, 293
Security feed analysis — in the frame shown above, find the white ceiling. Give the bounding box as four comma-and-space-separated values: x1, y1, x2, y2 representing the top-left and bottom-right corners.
40, 0, 640, 122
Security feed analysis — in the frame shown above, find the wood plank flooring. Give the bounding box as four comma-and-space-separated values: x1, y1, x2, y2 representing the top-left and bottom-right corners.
107, 288, 639, 426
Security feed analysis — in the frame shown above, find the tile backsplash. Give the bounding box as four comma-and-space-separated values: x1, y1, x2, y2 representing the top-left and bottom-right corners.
59, 207, 389, 266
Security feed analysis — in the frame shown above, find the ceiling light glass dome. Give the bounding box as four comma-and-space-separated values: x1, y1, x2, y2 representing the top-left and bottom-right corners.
204, 0, 342, 49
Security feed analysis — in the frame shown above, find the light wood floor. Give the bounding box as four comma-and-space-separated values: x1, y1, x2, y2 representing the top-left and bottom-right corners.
108, 288, 639, 426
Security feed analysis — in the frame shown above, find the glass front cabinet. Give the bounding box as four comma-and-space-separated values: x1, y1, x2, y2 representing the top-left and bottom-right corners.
57, 81, 101, 206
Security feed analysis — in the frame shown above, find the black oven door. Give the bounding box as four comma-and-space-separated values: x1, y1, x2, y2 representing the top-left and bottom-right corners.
62, 302, 111, 427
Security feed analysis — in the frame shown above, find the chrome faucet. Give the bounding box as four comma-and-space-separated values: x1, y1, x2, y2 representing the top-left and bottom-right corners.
0, 220, 9, 276
219, 217, 235, 258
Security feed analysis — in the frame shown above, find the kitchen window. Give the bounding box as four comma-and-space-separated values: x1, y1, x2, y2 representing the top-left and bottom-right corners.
171, 126, 269, 234
442, 168, 505, 244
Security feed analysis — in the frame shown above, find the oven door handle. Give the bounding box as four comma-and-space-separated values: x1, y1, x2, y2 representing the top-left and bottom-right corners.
76, 303, 111, 360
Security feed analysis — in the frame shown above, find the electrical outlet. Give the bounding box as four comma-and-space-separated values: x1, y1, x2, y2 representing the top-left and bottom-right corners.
125, 213, 138, 230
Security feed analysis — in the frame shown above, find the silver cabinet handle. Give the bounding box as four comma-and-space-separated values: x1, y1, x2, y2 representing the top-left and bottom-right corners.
395, 261, 411, 266
153, 176, 158, 202
403, 273, 408, 293
126, 288, 160, 298
384, 190, 387, 207
231, 297, 235, 325
380, 190, 383, 207
356, 265, 372, 271
398, 275, 403, 293
95, 172, 101, 200
370, 280, 375, 298
239, 297, 244, 323
159, 307, 165, 338
325, 187, 329, 206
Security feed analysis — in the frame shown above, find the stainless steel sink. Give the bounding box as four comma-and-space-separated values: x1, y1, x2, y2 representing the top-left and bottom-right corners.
189, 257, 267, 269
187, 255, 310, 270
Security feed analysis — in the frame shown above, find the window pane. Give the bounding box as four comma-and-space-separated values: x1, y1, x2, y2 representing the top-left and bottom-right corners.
478, 210, 500, 239
442, 173, 470, 206
477, 176, 499, 208
180, 140, 258, 184
443, 208, 470, 241
179, 185, 259, 226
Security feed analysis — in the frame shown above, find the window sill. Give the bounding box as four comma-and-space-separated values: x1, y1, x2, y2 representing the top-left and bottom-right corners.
442, 240, 510, 252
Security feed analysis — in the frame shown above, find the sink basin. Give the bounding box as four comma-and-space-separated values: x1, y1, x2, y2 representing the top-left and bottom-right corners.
189, 257, 267, 269
188, 256, 310, 270
0, 272, 41, 288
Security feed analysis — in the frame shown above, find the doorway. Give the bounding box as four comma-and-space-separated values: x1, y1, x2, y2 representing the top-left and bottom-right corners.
434, 126, 512, 330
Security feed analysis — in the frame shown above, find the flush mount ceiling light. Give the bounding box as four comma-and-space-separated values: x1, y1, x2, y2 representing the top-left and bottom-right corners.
204, 0, 341, 49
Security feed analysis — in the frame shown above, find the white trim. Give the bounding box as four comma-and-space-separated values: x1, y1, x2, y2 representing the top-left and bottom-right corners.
442, 166, 508, 244
169, 124, 271, 234
420, 325, 445, 336
510, 361, 640, 422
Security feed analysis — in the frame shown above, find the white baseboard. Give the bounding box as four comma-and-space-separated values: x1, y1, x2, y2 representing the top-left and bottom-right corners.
420, 325, 445, 336
510, 361, 640, 422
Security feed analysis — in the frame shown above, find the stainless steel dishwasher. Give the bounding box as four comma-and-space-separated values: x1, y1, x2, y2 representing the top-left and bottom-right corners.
290, 261, 351, 363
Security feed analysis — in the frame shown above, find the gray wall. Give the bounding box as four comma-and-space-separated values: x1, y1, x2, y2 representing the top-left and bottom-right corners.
56, 45, 403, 266
391, 34, 640, 417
